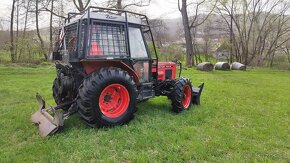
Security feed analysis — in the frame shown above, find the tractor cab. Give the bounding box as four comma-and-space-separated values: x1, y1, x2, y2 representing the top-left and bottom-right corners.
54, 7, 158, 85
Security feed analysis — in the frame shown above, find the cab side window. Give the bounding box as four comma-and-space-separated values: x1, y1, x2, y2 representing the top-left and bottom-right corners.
129, 27, 148, 58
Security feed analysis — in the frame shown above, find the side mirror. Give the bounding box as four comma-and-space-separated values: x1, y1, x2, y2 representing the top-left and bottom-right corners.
52, 52, 62, 60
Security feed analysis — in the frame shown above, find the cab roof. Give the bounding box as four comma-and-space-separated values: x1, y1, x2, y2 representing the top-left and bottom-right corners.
65, 6, 148, 26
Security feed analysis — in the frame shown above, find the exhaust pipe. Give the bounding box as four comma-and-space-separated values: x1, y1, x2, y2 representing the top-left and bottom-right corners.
192, 83, 204, 105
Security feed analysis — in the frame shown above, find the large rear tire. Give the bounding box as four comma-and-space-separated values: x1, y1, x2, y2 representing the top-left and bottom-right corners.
169, 78, 193, 113
77, 67, 137, 127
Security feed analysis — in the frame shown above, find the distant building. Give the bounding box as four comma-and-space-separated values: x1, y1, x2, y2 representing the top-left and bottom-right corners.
215, 47, 229, 60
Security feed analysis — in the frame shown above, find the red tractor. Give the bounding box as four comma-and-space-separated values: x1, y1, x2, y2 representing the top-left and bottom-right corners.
31, 7, 204, 137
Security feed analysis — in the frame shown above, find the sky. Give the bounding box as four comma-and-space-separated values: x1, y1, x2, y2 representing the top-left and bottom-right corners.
138, 0, 181, 19
0, 0, 181, 30
0, 0, 181, 19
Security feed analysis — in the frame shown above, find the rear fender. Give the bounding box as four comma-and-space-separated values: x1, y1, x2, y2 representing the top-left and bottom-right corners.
81, 60, 140, 85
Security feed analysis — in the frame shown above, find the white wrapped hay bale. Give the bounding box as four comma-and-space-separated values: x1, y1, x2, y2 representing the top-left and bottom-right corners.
231, 62, 246, 70
197, 62, 214, 71
214, 62, 230, 70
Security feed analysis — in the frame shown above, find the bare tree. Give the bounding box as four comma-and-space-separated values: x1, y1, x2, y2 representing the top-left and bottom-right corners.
17, 0, 33, 60
35, 0, 47, 60
49, 0, 54, 53
201, 17, 213, 62
216, 0, 290, 66
107, 0, 151, 10
266, 9, 290, 67
72, 0, 90, 12
178, 0, 216, 66
284, 48, 290, 63
282, 40, 290, 63
15, 0, 21, 59
149, 18, 168, 48
0, 18, 3, 30
36, 0, 67, 55
10, 0, 17, 62
178, 0, 194, 66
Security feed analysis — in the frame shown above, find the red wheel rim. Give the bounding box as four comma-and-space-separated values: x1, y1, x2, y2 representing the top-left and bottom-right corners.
99, 84, 130, 118
182, 85, 191, 109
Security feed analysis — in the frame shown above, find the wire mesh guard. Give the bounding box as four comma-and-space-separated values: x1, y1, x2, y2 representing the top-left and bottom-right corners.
65, 24, 78, 53
88, 22, 127, 57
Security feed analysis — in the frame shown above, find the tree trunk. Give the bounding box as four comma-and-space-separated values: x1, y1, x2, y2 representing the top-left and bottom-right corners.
205, 41, 208, 62
192, 25, 198, 64
287, 48, 290, 63
229, 1, 233, 63
36, 0, 47, 60
78, 0, 84, 11
117, 0, 122, 9
16, 0, 19, 59
49, 0, 54, 53
270, 51, 275, 67
10, 0, 16, 63
19, 0, 30, 60
180, 0, 194, 66
73, 0, 90, 12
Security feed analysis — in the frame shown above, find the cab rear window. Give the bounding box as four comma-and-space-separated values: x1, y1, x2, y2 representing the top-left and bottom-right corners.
88, 21, 127, 57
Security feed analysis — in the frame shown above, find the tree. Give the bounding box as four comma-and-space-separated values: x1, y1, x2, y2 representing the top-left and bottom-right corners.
201, 17, 213, 61
18, 0, 30, 60
178, 0, 194, 66
72, 0, 90, 12
282, 40, 290, 63
0, 18, 3, 30
178, 0, 216, 66
35, 0, 47, 60
49, 0, 54, 53
216, 0, 290, 66
106, 0, 151, 10
10, 0, 17, 62
149, 18, 168, 48
35, 0, 67, 55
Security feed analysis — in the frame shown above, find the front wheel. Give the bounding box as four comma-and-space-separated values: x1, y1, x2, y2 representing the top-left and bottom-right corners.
169, 78, 193, 113
77, 67, 137, 127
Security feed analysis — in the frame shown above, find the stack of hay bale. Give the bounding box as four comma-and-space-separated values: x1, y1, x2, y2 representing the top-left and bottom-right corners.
214, 62, 230, 70
196, 61, 246, 71
231, 62, 246, 70
197, 62, 214, 71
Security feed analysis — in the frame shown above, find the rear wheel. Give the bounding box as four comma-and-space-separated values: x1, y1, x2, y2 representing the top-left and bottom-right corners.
169, 78, 193, 113
52, 77, 73, 111
77, 67, 137, 127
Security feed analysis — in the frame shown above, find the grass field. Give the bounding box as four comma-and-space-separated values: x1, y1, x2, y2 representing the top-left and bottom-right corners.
0, 65, 289, 162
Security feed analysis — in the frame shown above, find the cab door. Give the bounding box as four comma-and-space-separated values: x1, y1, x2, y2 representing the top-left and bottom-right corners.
128, 26, 152, 83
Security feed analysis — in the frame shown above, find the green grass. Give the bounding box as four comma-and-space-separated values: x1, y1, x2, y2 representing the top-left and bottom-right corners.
0, 66, 289, 162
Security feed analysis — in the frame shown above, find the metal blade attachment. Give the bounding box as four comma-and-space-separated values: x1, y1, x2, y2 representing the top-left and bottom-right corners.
192, 83, 204, 105
31, 94, 63, 137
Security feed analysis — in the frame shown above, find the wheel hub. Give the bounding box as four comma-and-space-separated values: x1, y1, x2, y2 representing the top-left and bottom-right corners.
99, 84, 130, 118
104, 94, 111, 102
